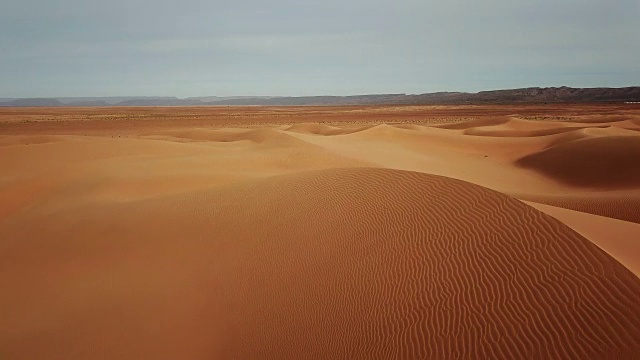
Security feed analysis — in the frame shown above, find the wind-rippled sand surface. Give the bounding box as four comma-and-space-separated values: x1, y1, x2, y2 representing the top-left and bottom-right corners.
1, 105, 640, 359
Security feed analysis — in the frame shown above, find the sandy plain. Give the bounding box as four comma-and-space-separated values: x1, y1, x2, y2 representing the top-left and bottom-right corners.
1, 104, 640, 359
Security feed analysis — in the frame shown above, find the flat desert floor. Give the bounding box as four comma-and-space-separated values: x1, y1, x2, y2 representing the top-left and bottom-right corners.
1, 104, 640, 359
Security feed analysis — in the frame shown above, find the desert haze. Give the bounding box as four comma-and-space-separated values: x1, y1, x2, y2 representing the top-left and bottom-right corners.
1, 104, 640, 359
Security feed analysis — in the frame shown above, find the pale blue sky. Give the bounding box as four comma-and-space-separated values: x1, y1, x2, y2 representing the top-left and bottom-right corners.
1, 0, 638, 97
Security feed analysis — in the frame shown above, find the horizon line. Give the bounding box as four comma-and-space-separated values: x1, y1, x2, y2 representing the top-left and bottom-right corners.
2, 85, 639, 100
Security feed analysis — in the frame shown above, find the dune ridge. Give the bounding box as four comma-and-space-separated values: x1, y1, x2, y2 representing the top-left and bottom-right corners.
524, 201, 640, 277
518, 193, 640, 224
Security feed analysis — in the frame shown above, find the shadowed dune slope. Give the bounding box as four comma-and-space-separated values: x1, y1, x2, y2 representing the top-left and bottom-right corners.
516, 136, 640, 188
2, 168, 640, 359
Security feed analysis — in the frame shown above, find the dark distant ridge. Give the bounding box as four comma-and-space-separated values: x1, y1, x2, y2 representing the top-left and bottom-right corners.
3, 98, 65, 107
0, 96, 179, 107
59, 96, 176, 106
115, 97, 194, 106
1, 87, 639, 107
64, 100, 111, 107
209, 94, 408, 106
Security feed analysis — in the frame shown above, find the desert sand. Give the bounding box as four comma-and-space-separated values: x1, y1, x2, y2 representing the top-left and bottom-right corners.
1, 104, 640, 359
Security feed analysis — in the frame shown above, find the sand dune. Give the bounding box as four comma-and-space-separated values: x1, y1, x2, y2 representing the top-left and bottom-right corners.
435, 116, 511, 130
2, 168, 640, 359
284, 123, 357, 135
1, 105, 640, 359
466, 125, 588, 137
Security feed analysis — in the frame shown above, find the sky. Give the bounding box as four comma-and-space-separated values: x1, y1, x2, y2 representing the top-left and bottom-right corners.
1, 0, 638, 98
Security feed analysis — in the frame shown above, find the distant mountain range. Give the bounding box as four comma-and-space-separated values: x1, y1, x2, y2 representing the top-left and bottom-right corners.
1, 87, 639, 107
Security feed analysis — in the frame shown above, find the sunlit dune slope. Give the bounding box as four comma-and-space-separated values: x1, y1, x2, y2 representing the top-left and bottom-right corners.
2, 168, 640, 359
525, 201, 640, 277
519, 193, 640, 224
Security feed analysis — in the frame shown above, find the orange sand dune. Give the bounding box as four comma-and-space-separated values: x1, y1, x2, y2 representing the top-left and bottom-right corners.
2, 168, 640, 359
1, 104, 640, 359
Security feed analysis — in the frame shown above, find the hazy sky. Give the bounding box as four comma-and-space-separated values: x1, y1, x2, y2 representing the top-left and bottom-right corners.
1, 0, 638, 97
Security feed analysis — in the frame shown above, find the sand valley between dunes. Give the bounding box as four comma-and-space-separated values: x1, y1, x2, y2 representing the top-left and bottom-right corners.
1, 104, 640, 359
